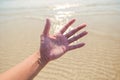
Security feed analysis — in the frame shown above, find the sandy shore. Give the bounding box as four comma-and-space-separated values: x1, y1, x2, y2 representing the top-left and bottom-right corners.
34, 31, 120, 80
0, 0, 120, 79
0, 18, 120, 80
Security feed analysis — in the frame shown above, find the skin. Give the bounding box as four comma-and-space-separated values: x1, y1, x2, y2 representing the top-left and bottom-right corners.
0, 19, 88, 80
41, 19, 87, 61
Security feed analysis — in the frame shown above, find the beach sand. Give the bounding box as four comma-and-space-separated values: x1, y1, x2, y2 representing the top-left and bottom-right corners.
0, 17, 120, 80
35, 31, 120, 80
0, 0, 120, 80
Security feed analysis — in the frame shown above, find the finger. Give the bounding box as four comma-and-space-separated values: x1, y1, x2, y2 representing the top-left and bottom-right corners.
59, 19, 75, 34
67, 43, 85, 51
68, 31, 88, 44
65, 23, 86, 38
43, 18, 51, 35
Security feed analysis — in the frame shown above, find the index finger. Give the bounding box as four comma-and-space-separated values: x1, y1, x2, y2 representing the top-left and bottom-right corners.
58, 19, 75, 34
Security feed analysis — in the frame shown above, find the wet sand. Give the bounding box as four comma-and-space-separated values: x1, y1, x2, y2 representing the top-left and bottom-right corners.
0, 0, 120, 79
35, 31, 120, 80
0, 18, 120, 80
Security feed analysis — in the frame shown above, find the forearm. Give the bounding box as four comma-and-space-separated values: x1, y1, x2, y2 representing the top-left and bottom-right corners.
0, 51, 48, 80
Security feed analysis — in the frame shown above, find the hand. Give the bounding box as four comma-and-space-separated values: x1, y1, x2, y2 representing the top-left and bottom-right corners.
40, 19, 88, 62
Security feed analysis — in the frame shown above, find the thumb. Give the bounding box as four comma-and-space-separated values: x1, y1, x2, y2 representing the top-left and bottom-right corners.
43, 18, 51, 35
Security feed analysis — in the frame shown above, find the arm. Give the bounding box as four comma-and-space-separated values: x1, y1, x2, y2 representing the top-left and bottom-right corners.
0, 19, 88, 80
0, 51, 47, 80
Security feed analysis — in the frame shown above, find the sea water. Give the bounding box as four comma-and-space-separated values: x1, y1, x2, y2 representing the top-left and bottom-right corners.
0, 0, 120, 36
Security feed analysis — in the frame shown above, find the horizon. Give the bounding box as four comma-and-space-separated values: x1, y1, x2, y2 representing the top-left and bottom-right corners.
0, 0, 120, 9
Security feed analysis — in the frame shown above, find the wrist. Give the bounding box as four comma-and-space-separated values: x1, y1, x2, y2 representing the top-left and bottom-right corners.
37, 51, 49, 67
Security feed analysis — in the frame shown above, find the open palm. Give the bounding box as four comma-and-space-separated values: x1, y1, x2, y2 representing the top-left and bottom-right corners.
40, 19, 87, 61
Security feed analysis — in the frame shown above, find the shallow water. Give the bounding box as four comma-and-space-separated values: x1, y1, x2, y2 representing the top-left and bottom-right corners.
0, 0, 120, 37
0, 0, 120, 80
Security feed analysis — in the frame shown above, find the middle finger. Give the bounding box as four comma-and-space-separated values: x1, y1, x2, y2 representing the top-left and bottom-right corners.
64, 23, 86, 38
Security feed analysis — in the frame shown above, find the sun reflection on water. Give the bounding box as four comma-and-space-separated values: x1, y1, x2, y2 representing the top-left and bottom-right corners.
51, 4, 76, 34
50, 4, 80, 44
